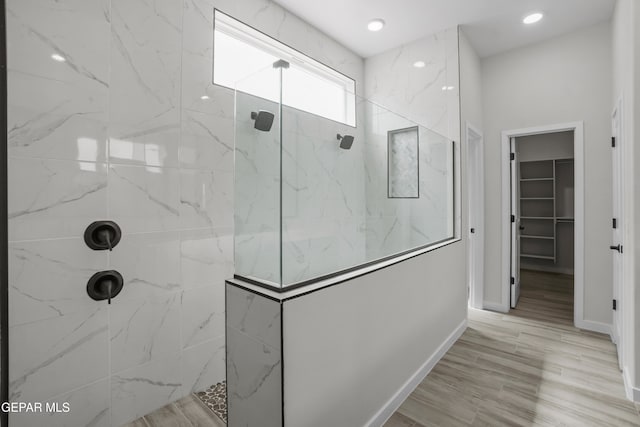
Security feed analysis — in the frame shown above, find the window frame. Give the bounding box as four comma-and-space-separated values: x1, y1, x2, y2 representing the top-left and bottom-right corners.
213, 9, 357, 127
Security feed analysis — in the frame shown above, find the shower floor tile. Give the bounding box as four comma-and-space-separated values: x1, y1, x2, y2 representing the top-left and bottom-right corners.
195, 381, 227, 423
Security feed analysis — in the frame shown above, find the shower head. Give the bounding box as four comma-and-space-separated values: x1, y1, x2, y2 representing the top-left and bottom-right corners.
337, 133, 354, 150
251, 110, 275, 132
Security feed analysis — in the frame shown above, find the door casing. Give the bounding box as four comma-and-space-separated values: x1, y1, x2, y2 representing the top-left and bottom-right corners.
500, 122, 585, 329
466, 122, 484, 309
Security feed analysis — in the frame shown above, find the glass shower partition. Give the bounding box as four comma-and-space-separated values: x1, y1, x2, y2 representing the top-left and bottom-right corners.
234, 64, 283, 287
234, 60, 456, 290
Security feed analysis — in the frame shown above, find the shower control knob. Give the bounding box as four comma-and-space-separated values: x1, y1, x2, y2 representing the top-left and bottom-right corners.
84, 221, 122, 251
87, 270, 124, 304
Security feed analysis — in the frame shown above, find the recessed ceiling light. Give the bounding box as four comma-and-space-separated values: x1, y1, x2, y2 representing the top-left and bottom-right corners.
51, 53, 66, 62
367, 19, 385, 32
523, 13, 543, 24
200, 95, 210, 100
413, 61, 426, 68
441, 86, 455, 91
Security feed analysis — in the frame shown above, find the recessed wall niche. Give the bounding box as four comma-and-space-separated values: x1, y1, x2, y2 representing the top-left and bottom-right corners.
388, 126, 420, 198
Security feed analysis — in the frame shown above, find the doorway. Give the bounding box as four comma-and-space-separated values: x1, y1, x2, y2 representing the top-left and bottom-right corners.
501, 122, 584, 324
511, 132, 575, 310
466, 123, 484, 309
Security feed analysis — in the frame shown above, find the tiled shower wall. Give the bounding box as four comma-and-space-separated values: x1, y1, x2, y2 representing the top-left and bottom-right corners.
364, 29, 460, 257
5, 0, 363, 426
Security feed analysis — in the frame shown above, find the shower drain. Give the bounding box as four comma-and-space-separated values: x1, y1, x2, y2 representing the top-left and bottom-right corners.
195, 381, 227, 423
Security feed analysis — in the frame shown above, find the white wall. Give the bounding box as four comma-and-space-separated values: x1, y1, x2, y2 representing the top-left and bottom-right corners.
612, 0, 639, 398
5, 0, 363, 425
481, 22, 613, 325
283, 242, 467, 427
516, 131, 574, 161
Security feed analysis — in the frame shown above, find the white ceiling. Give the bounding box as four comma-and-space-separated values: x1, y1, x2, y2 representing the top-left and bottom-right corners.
273, 0, 615, 58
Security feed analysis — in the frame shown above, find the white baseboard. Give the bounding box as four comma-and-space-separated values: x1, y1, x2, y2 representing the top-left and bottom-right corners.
623, 368, 640, 402
575, 319, 612, 338
366, 318, 468, 427
482, 301, 509, 313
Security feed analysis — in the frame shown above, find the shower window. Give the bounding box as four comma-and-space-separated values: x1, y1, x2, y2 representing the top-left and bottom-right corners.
213, 10, 356, 126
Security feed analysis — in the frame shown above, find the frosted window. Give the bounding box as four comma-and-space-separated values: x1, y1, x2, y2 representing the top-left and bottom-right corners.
214, 10, 356, 126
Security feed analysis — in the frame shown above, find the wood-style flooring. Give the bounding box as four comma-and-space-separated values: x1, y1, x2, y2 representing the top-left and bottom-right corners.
384, 269, 640, 427
122, 394, 224, 427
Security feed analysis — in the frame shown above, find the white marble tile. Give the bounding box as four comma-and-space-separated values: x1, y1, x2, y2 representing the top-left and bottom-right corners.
9, 307, 108, 402
180, 227, 233, 290
6, 0, 110, 85
108, 118, 180, 168
182, 0, 215, 59
110, 292, 181, 374
109, 231, 181, 301
108, 164, 179, 234
10, 379, 110, 427
7, 71, 108, 162
179, 168, 233, 229
364, 32, 449, 136
180, 107, 234, 171
108, 0, 183, 167
226, 326, 281, 427
182, 285, 224, 348
234, 223, 280, 284
111, 353, 182, 427
9, 238, 107, 327
182, 335, 225, 394
389, 127, 419, 198
226, 284, 281, 349
8, 157, 108, 241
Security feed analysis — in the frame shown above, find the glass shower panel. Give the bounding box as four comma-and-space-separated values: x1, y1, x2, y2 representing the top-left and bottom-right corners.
280, 64, 366, 285
364, 101, 421, 261
410, 127, 455, 248
234, 61, 456, 289
234, 65, 282, 286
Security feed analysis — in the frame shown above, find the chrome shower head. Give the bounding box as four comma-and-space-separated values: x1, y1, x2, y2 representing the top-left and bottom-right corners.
251, 110, 275, 132
337, 133, 354, 150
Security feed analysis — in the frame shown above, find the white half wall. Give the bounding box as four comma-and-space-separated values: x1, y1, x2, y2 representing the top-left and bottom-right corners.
481, 22, 613, 324
283, 242, 468, 427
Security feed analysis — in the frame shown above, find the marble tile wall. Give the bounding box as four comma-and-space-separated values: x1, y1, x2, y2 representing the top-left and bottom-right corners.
5, 0, 363, 426
364, 28, 459, 260
226, 284, 282, 427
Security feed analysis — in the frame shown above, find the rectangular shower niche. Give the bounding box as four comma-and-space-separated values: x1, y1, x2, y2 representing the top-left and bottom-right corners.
388, 126, 420, 199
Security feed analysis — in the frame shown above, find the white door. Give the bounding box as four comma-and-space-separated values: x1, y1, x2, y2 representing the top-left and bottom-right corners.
467, 125, 484, 309
510, 138, 521, 308
611, 104, 624, 369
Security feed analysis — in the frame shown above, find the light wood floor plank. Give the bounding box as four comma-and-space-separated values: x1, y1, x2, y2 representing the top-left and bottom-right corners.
385, 269, 640, 427
175, 395, 226, 427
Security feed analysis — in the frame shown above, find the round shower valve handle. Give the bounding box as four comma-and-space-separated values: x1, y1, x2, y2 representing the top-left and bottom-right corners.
84, 221, 122, 251
87, 270, 124, 304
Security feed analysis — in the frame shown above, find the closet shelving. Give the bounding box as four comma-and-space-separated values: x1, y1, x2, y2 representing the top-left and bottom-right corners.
519, 159, 574, 263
